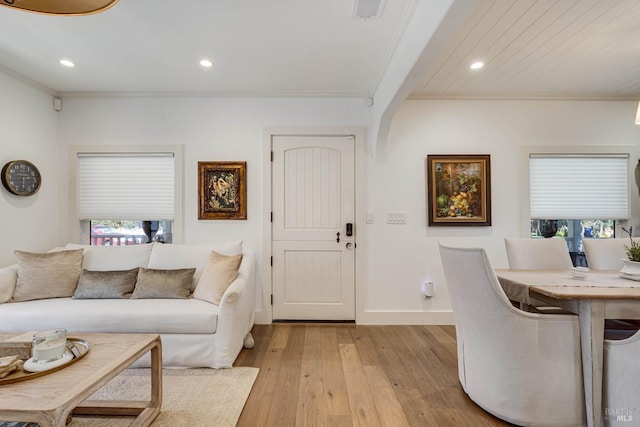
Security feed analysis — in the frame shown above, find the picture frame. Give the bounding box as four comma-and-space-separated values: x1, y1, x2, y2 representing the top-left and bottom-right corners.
198, 161, 247, 220
426, 154, 491, 226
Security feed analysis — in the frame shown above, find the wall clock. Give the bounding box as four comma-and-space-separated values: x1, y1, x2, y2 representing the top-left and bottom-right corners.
1, 160, 42, 196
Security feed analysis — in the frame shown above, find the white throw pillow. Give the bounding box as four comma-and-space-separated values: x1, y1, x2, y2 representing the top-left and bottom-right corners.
12, 249, 83, 302
193, 251, 243, 305
147, 242, 243, 291
65, 243, 154, 271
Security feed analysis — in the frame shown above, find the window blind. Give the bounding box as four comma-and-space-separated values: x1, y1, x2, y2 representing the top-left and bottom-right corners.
529, 154, 629, 220
78, 153, 175, 220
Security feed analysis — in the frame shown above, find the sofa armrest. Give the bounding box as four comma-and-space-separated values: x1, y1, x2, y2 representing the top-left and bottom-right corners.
214, 250, 256, 367
0, 264, 18, 304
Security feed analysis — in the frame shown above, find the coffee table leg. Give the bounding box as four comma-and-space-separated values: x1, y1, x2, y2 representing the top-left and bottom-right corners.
132, 338, 163, 426
73, 337, 163, 426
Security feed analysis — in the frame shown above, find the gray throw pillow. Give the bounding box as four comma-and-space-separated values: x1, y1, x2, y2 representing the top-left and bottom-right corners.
73, 268, 139, 299
12, 249, 83, 302
130, 267, 196, 299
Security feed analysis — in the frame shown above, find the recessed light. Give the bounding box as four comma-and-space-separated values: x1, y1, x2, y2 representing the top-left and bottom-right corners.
200, 59, 213, 68
59, 59, 75, 67
470, 61, 484, 70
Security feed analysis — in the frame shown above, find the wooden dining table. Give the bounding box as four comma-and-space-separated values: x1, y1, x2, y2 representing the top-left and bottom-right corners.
495, 269, 640, 427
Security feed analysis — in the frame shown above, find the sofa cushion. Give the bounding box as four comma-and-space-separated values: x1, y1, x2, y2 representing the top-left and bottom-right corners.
64, 243, 154, 271
73, 268, 139, 299
130, 267, 195, 299
0, 298, 218, 334
193, 251, 243, 305
147, 242, 242, 291
12, 249, 83, 302
0, 265, 17, 304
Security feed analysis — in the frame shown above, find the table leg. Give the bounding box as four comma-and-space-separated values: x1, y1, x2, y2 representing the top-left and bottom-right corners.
73, 337, 163, 426
579, 300, 605, 427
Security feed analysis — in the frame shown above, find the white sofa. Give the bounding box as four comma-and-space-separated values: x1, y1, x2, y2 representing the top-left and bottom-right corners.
0, 241, 255, 369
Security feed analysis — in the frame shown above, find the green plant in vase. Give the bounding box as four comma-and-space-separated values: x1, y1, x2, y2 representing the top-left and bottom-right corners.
622, 227, 640, 262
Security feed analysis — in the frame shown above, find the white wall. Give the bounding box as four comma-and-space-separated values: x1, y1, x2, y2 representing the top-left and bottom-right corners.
5, 82, 640, 326
56, 96, 370, 319
361, 99, 640, 323
0, 73, 59, 266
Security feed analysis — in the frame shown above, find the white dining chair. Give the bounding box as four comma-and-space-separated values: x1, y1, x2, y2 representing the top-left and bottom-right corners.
439, 244, 585, 426
504, 237, 574, 313
604, 330, 640, 419
583, 238, 640, 333
504, 237, 573, 270
440, 244, 640, 426
582, 237, 629, 271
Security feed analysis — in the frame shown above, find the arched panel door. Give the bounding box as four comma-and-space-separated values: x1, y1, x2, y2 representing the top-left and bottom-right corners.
271, 135, 355, 320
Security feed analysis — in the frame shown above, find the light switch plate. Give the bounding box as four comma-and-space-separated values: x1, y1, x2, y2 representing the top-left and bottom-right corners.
366, 211, 374, 224
386, 212, 407, 224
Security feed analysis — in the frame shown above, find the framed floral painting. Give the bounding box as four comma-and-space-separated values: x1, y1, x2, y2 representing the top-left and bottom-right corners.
198, 161, 247, 220
426, 154, 491, 226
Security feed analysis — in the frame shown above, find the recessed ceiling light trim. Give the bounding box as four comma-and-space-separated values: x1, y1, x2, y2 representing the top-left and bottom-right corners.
60, 59, 75, 67
199, 59, 213, 68
470, 61, 484, 70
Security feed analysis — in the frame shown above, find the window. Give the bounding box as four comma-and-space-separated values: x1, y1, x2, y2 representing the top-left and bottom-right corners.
90, 220, 172, 245
529, 154, 629, 220
528, 153, 629, 264
530, 219, 615, 249
70, 145, 183, 245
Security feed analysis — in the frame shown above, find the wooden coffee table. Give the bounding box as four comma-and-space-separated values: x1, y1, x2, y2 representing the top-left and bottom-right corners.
0, 333, 162, 427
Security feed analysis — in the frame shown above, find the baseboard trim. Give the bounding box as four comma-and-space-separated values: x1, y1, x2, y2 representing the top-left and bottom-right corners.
253, 310, 455, 325
273, 319, 356, 324
254, 309, 269, 325
356, 310, 455, 325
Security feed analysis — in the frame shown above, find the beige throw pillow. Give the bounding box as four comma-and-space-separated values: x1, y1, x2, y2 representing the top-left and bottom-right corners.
130, 267, 195, 299
73, 268, 139, 299
193, 251, 243, 305
12, 249, 84, 302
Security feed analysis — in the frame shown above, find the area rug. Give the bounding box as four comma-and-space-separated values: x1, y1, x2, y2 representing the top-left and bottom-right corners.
66, 367, 258, 427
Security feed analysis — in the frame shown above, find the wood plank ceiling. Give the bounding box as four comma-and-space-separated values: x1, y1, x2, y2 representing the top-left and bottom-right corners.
411, 0, 640, 100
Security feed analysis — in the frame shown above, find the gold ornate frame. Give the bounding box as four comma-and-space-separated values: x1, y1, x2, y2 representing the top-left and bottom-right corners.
198, 161, 247, 220
426, 154, 491, 226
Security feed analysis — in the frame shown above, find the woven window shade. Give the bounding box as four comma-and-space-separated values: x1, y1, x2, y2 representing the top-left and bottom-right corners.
78, 154, 174, 220
529, 154, 629, 220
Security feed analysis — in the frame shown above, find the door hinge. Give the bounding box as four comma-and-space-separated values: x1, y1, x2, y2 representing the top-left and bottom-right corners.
270, 294, 273, 305
270, 151, 274, 162
270, 211, 273, 222
270, 256, 273, 266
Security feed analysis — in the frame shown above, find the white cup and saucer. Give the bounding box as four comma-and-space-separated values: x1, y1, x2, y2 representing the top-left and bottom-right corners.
570, 266, 589, 280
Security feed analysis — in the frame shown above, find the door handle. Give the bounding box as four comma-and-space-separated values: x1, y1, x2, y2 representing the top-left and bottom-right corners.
346, 242, 355, 249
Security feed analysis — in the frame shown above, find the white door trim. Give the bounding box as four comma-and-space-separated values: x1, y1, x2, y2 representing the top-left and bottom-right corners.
258, 127, 366, 325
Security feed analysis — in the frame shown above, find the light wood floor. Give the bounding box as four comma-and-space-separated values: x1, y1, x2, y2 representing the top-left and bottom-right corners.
234, 324, 512, 427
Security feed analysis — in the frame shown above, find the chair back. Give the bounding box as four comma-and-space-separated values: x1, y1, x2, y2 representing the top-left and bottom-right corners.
504, 237, 573, 270
439, 245, 516, 389
439, 244, 585, 426
582, 237, 628, 270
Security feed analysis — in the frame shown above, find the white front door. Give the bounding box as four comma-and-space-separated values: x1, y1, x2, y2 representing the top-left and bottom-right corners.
271, 135, 355, 320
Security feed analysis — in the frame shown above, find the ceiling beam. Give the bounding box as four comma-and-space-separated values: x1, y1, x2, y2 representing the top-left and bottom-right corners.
369, 0, 477, 159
